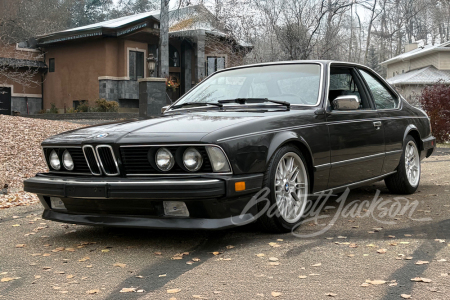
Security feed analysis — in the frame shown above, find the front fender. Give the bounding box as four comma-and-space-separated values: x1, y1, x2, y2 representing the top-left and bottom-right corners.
266, 131, 314, 165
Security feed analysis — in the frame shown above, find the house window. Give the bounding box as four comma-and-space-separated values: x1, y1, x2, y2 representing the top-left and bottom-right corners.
49, 58, 55, 72
207, 56, 226, 76
169, 45, 179, 67
129, 51, 145, 80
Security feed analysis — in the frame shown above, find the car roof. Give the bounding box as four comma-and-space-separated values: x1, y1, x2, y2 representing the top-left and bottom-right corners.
223, 60, 370, 72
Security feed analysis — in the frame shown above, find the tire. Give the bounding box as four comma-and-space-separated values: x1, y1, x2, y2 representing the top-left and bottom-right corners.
385, 135, 421, 194
257, 145, 310, 233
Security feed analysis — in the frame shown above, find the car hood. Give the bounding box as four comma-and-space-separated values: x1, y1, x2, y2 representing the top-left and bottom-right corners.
42, 112, 262, 145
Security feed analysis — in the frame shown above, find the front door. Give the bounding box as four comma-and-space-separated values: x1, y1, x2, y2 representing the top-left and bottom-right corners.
0, 87, 11, 115
326, 66, 385, 189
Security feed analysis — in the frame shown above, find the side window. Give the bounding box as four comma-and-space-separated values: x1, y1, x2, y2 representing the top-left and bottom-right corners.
129, 51, 145, 80
329, 67, 371, 109
359, 69, 399, 109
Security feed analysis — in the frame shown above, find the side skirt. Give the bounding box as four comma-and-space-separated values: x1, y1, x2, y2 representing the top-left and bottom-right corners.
313, 171, 397, 195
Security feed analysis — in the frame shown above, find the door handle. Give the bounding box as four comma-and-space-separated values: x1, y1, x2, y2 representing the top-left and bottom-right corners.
373, 121, 382, 129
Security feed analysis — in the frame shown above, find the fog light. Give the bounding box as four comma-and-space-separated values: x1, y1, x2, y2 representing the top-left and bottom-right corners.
50, 197, 66, 210
163, 201, 189, 217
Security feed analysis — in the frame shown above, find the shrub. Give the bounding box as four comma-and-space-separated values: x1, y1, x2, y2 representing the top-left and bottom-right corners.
66, 107, 78, 113
49, 103, 58, 114
419, 81, 450, 143
95, 98, 119, 112
76, 100, 90, 112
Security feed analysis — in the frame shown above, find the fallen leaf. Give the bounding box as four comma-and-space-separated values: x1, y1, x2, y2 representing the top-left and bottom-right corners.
167, 288, 181, 294
135, 275, 143, 278
309, 273, 320, 276
159, 274, 166, 277
404, 234, 412, 237
12, 224, 20, 227
360, 283, 370, 287
34, 275, 41, 279
348, 254, 355, 257
349, 243, 358, 248
113, 263, 127, 268
211, 252, 222, 256
415, 260, 429, 265
256, 253, 265, 257
87, 289, 100, 294
437, 259, 447, 262
388, 235, 395, 238
192, 295, 207, 299
298, 275, 307, 279
192, 258, 200, 262
366, 279, 386, 285
325, 293, 337, 297
411, 277, 432, 282
366, 244, 376, 247
171, 256, 183, 260
277, 239, 283, 242
86, 265, 93, 268
405, 257, 413, 260
101, 249, 110, 253
268, 262, 280, 266
268, 242, 280, 248
388, 282, 398, 287
337, 236, 347, 239
226, 245, 235, 249
154, 252, 162, 255
119, 288, 136, 293
377, 249, 387, 254
271, 291, 282, 297
186, 261, 194, 265
311, 263, 322, 267
1, 277, 20, 282
401, 294, 411, 299
65, 248, 75, 252
42, 253, 51, 257
66, 275, 74, 279
15, 244, 25, 248
78, 257, 90, 262
269, 257, 279, 262
399, 242, 410, 244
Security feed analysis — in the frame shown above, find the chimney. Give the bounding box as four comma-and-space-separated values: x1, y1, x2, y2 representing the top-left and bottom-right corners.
405, 43, 419, 53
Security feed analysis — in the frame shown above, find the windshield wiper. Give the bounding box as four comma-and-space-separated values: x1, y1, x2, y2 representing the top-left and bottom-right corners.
218, 98, 290, 110
171, 102, 223, 110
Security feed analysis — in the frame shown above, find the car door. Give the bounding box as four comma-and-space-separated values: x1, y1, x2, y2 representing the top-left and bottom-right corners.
326, 66, 385, 189
357, 68, 404, 174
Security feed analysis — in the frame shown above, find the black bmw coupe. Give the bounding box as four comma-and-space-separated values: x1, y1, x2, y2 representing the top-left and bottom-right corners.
24, 61, 436, 232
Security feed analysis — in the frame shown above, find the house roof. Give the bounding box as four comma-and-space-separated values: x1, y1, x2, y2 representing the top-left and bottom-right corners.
380, 41, 450, 66
35, 4, 251, 48
387, 66, 450, 85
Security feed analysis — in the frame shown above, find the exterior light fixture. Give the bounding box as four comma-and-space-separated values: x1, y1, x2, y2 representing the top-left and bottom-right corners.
147, 53, 156, 77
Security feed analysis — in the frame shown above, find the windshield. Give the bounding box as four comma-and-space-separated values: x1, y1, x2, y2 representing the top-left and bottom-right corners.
174, 64, 322, 107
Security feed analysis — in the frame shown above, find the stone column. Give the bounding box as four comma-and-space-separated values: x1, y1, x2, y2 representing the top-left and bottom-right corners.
138, 78, 167, 118
182, 45, 192, 94
195, 31, 206, 83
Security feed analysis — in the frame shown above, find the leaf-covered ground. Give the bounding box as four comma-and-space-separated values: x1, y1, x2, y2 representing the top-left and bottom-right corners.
0, 115, 85, 209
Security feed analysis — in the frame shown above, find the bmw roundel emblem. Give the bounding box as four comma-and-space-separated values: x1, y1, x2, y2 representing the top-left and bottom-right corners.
96, 133, 109, 138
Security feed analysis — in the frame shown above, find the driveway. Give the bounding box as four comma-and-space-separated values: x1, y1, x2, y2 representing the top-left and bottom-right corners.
1, 151, 449, 300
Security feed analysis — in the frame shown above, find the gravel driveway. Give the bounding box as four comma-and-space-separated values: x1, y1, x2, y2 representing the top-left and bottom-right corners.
1, 152, 449, 300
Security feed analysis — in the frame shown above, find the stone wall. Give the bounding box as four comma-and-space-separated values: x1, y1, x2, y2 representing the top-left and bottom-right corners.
11, 97, 42, 115
98, 78, 139, 102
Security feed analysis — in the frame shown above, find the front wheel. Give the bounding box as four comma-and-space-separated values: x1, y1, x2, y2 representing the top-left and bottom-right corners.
385, 135, 421, 194
258, 145, 309, 233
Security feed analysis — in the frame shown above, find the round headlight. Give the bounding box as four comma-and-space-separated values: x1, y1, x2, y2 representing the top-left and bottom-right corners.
155, 147, 174, 171
62, 150, 74, 171
49, 150, 61, 170
183, 147, 203, 172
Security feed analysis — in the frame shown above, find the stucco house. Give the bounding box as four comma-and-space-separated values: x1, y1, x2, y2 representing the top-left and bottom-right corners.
0, 4, 251, 115
0, 43, 46, 115
381, 41, 450, 104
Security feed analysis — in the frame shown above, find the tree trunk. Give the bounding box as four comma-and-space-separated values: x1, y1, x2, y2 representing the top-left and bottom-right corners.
364, 0, 377, 65
158, 0, 170, 78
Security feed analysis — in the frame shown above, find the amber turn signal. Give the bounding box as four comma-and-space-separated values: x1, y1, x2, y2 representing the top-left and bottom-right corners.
235, 181, 246, 192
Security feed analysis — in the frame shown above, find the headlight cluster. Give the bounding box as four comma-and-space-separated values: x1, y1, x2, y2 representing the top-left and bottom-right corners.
47, 149, 74, 171
152, 146, 230, 173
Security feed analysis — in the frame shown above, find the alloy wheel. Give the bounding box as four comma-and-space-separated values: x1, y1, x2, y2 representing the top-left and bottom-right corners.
274, 152, 308, 223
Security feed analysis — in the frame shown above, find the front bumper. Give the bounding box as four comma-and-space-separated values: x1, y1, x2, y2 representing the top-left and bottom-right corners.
24, 173, 263, 230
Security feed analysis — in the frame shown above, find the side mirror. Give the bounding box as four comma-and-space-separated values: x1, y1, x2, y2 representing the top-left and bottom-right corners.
161, 105, 170, 114
332, 95, 360, 110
